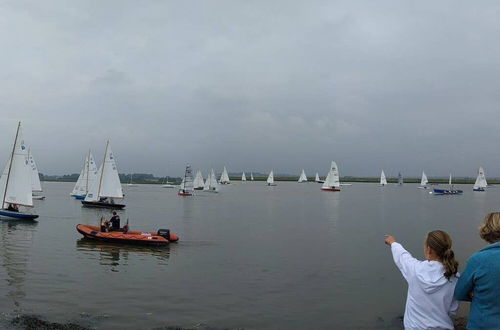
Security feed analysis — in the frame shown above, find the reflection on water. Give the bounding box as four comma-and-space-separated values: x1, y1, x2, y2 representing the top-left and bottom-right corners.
0, 220, 37, 310
76, 239, 170, 271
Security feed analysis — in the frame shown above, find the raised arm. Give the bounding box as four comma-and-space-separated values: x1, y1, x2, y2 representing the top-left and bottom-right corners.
385, 235, 419, 281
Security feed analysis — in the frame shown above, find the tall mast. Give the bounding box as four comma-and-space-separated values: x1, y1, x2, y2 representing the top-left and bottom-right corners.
85, 149, 90, 194
2, 122, 21, 208
97, 141, 108, 199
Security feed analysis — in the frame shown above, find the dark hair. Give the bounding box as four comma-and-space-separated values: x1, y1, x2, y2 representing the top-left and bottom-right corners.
426, 230, 458, 280
112, 211, 117, 215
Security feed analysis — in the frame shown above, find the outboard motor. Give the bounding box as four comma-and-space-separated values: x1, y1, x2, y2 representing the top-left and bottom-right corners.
157, 229, 170, 241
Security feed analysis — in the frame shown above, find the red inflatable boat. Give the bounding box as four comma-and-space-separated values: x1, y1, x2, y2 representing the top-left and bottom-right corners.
76, 224, 179, 246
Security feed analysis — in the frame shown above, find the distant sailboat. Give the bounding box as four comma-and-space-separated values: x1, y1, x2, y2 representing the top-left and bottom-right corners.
397, 172, 403, 185
241, 172, 247, 181
473, 167, 487, 192
418, 172, 429, 189
219, 166, 230, 184
161, 172, 175, 188
203, 169, 219, 193
193, 170, 205, 190
380, 170, 387, 186
82, 141, 125, 209
266, 170, 277, 186
0, 122, 38, 220
71, 150, 98, 199
321, 161, 341, 191
298, 169, 307, 183
315, 172, 324, 183
178, 164, 194, 196
127, 173, 138, 187
250, 172, 254, 181
28, 149, 45, 200
432, 173, 463, 195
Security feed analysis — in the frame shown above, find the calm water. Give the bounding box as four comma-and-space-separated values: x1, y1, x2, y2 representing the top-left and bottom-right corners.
0, 181, 494, 329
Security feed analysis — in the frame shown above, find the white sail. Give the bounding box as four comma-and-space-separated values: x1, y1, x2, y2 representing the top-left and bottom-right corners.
72, 151, 98, 196
267, 171, 274, 184
250, 172, 254, 181
204, 169, 218, 191
0, 123, 33, 208
449, 173, 452, 186
322, 161, 340, 189
241, 172, 247, 181
28, 150, 42, 192
179, 164, 194, 193
315, 172, 320, 182
179, 178, 185, 190
380, 170, 387, 185
193, 170, 205, 189
220, 166, 230, 184
420, 172, 428, 186
473, 167, 487, 190
85, 142, 123, 201
298, 169, 307, 183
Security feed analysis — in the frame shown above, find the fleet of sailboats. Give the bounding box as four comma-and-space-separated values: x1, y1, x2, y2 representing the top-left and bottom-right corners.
0, 122, 38, 220
321, 161, 340, 191
298, 169, 307, 183
82, 141, 125, 209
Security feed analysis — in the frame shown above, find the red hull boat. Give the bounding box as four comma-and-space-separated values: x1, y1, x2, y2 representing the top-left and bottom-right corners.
76, 224, 179, 246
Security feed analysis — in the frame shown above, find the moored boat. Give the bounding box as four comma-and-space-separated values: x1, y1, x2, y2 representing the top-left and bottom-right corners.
76, 224, 179, 246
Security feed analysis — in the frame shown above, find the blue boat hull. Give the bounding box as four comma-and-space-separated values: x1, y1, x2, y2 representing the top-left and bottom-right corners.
71, 194, 86, 200
0, 209, 39, 220
432, 189, 463, 195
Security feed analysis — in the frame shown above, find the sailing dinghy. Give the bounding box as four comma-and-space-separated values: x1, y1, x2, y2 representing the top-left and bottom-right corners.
321, 161, 340, 191
250, 172, 254, 181
380, 170, 387, 186
241, 172, 247, 181
418, 172, 429, 189
0, 122, 39, 220
203, 169, 219, 193
266, 171, 277, 186
219, 166, 230, 184
193, 170, 205, 190
473, 167, 487, 192
178, 164, 194, 196
29, 149, 45, 200
315, 172, 324, 184
82, 141, 125, 209
298, 169, 307, 183
71, 150, 98, 199
127, 174, 138, 187
431, 174, 463, 195
397, 172, 403, 185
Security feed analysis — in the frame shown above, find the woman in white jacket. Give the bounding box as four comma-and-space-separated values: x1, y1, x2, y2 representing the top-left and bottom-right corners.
385, 230, 459, 330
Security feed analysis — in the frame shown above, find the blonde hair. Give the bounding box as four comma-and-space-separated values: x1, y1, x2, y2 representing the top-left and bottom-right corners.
426, 230, 458, 280
479, 213, 500, 243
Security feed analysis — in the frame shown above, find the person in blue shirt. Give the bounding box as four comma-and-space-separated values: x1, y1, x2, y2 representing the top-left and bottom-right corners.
455, 212, 500, 329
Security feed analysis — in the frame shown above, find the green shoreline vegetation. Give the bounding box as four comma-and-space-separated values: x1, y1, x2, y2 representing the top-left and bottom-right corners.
39, 173, 491, 185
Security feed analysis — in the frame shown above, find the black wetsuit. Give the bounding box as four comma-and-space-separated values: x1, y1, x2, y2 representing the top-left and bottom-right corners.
109, 215, 120, 231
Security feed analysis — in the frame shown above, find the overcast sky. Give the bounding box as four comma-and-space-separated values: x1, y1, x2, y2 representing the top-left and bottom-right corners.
1, 0, 500, 177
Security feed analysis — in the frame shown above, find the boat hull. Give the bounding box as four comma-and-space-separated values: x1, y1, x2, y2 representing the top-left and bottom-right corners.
32, 195, 46, 200
76, 224, 179, 246
193, 187, 204, 190
321, 187, 340, 191
161, 184, 175, 188
473, 188, 485, 192
432, 189, 463, 195
81, 201, 125, 209
0, 210, 39, 220
178, 192, 192, 196
71, 194, 86, 200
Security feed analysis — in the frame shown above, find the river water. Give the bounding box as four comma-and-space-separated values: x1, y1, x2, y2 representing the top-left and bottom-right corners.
0, 181, 493, 329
